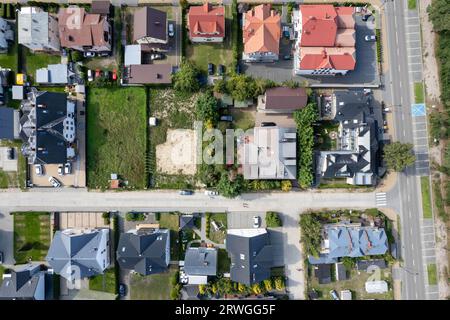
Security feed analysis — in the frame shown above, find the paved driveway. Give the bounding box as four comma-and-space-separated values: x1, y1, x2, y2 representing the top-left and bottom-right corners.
0, 212, 14, 265
227, 211, 266, 229
0, 147, 18, 172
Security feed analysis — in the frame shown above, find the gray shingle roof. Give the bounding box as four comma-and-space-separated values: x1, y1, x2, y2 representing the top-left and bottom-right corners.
180, 215, 195, 230
0, 107, 15, 139
0, 264, 45, 300
184, 247, 217, 276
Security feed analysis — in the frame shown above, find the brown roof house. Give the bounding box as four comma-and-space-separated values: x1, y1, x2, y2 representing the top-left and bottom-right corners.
133, 7, 168, 45
124, 64, 172, 85
257, 87, 308, 113
188, 2, 225, 43
242, 4, 281, 62
58, 7, 112, 52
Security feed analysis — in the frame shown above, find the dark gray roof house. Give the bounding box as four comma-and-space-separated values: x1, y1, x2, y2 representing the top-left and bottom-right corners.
0, 264, 47, 300
46, 229, 110, 281
184, 247, 217, 277
226, 229, 274, 285
180, 215, 195, 230
335, 262, 347, 281
0, 107, 19, 140
356, 259, 387, 272
133, 7, 167, 44
116, 228, 170, 275
314, 264, 331, 284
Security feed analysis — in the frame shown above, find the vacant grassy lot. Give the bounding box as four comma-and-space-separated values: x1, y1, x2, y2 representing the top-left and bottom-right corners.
414, 82, 424, 104
25, 49, 61, 84
159, 213, 180, 260
185, 6, 233, 74
87, 87, 147, 189
0, 41, 17, 71
130, 266, 177, 300
231, 108, 255, 131
208, 213, 227, 244
427, 263, 437, 285
89, 268, 117, 294
421, 176, 433, 219
13, 212, 51, 264
0, 134, 27, 189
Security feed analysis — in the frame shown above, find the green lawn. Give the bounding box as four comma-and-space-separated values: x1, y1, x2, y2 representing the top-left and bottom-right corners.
231, 109, 255, 131
217, 248, 231, 274
421, 176, 433, 218
13, 212, 51, 264
208, 213, 227, 244
185, 6, 233, 74
414, 82, 425, 104
0, 41, 17, 71
86, 87, 148, 189
89, 268, 117, 294
0, 140, 27, 189
159, 213, 180, 260
130, 266, 177, 300
25, 49, 61, 84
427, 264, 437, 285
408, 0, 417, 10
0, 170, 8, 188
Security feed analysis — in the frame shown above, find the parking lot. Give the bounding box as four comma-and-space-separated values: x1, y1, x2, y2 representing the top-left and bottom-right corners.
244, 15, 379, 87
0, 147, 18, 172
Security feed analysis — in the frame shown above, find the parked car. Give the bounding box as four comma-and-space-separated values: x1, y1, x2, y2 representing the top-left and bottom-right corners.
112, 69, 117, 81
64, 163, 72, 175
362, 13, 372, 21
208, 63, 214, 75
150, 53, 165, 60
119, 284, 127, 297
205, 190, 219, 196
48, 176, 61, 188
83, 51, 95, 58
95, 69, 101, 78
253, 216, 260, 228
329, 290, 340, 300
57, 164, 64, 176
0, 251, 3, 264
218, 64, 225, 76
364, 35, 376, 42
220, 115, 233, 122
179, 189, 193, 195
261, 122, 276, 127
168, 23, 175, 37
34, 164, 43, 176
6, 147, 14, 160
87, 69, 94, 82
98, 52, 110, 57
282, 25, 290, 38
283, 54, 292, 60
104, 70, 110, 80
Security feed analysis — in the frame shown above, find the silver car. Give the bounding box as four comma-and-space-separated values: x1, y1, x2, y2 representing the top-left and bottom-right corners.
48, 176, 61, 188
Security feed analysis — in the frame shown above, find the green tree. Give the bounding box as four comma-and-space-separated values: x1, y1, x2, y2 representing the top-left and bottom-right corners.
170, 284, 181, 300
251, 283, 262, 295
428, 0, 450, 32
173, 59, 200, 93
263, 279, 273, 291
383, 142, 416, 171
196, 91, 219, 124
226, 74, 257, 101
213, 78, 227, 94
199, 284, 207, 295
216, 172, 244, 198
265, 211, 282, 227
281, 180, 292, 192
274, 277, 285, 291
299, 213, 322, 257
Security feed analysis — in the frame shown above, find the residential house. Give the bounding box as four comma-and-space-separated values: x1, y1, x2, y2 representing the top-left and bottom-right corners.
184, 247, 217, 284
179, 214, 196, 230
116, 227, 170, 275
18, 7, 60, 52
356, 259, 387, 272
242, 4, 281, 62
340, 290, 352, 300
36, 64, 68, 85
240, 126, 297, 180
293, 5, 356, 75
257, 87, 308, 113
58, 7, 112, 52
133, 7, 168, 45
124, 64, 172, 85
19, 88, 77, 165
0, 106, 19, 140
226, 228, 274, 285
313, 264, 331, 284
188, 3, 225, 43
317, 90, 379, 186
335, 262, 347, 281
0, 18, 14, 53
46, 228, 110, 281
308, 222, 388, 265
0, 264, 49, 300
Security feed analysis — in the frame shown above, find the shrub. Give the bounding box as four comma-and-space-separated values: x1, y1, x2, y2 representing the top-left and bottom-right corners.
263, 279, 273, 291
281, 180, 292, 192
102, 212, 110, 225
170, 284, 182, 300
125, 212, 146, 221
274, 277, 285, 291
71, 50, 83, 63
173, 59, 200, 93
265, 212, 282, 228
299, 213, 322, 257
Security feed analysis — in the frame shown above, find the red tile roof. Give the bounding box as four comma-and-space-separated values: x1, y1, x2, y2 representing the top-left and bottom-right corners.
299, 48, 356, 70
243, 4, 281, 55
188, 3, 225, 39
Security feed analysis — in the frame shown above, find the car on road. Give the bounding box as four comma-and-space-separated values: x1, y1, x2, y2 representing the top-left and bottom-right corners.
218, 64, 225, 76
179, 189, 193, 195
168, 23, 175, 37
150, 53, 165, 60
58, 164, 64, 176
87, 69, 94, 82
119, 283, 127, 297
220, 115, 233, 122
64, 163, 72, 175
261, 122, 276, 127
253, 216, 260, 228
208, 63, 214, 75
48, 176, 61, 188
83, 52, 95, 58
0, 251, 3, 264
205, 190, 219, 196
6, 147, 14, 160
364, 35, 376, 42
329, 290, 340, 300
34, 164, 43, 176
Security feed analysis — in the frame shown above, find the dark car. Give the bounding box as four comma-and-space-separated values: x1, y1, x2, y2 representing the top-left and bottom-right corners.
179, 189, 193, 195
7, 147, 14, 160
119, 284, 127, 297
362, 13, 372, 21
208, 63, 214, 75
218, 64, 225, 76
261, 122, 276, 127
104, 71, 111, 80
220, 115, 233, 122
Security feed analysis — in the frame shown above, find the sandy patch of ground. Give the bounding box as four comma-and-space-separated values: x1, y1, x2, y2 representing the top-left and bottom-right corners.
156, 129, 198, 175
